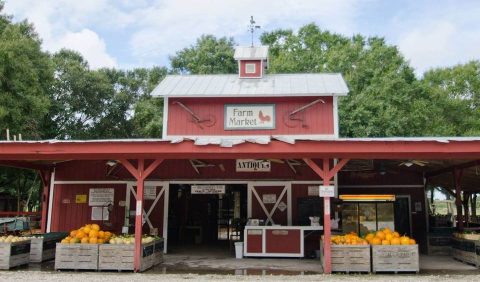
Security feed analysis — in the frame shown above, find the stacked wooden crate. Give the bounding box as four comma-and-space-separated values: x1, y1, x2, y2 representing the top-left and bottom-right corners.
153, 238, 164, 265
0, 240, 31, 269
371, 245, 419, 273
98, 241, 155, 271
30, 232, 68, 263
451, 237, 480, 267
320, 239, 371, 273
54, 243, 99, 270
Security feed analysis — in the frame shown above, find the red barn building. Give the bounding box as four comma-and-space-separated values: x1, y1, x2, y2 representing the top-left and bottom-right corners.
1, 45, 480, 273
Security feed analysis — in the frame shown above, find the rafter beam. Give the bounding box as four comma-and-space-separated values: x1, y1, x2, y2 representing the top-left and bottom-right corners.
426, 160, 480, 178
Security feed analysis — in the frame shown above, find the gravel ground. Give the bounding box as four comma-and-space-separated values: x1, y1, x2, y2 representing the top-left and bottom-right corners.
1, 271, 480, 282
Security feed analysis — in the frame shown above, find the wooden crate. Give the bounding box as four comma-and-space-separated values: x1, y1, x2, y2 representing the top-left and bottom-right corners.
372, 245, 419, 273
451, 237, 480, 267
320, 239, 371, 273
153, 238, 164, 265
98, 241, 155, 272
30, 233, 67, 263
0, 240, 31, 270
54, 243, 99, 270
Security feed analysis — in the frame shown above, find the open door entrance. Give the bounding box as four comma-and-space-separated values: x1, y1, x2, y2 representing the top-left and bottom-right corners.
167, 184, 247, 253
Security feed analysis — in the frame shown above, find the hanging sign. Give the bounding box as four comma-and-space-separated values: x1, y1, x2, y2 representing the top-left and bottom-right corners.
319, 185, 335, 197
262, 194, 277, 204
191, 185, 226, 194
89, 188, 114, 206
236, 159, 271, 172
144, 186, 156, 200
224, 104, 275, 130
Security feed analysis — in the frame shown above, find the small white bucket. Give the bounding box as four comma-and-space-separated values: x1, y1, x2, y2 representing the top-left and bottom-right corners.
235, 242, 244, 259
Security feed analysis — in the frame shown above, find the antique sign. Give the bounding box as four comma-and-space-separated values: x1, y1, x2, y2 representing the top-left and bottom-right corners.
191, 185, 226, 194
89, 188, 114, 206
236, 159, 271, 172
224, 104, 275, 130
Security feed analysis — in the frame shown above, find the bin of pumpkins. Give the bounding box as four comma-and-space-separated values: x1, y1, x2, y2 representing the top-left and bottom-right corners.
61, 223, 113, 244
364, 227, 416, 246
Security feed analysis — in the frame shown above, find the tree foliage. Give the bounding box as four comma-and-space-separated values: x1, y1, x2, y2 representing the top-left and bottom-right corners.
170, 35, 237, 74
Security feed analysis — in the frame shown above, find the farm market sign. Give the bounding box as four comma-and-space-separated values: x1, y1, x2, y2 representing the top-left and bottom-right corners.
224, 104, 275, 130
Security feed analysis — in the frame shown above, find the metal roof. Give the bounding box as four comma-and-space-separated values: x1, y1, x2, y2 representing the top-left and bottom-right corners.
151, 73, 349, 97
234, 46, 269, 60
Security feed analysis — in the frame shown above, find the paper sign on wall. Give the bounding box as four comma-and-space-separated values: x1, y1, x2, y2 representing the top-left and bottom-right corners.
91, 206, 109, 220
144, 186, 156, 200
262, 194, 277, 204
75, 194, 87, 204
89, 188, 114, 206
308, 186, 319, 196
278, 201, 287, 212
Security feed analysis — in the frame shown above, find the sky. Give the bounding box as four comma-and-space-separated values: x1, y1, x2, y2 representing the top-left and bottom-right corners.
3, 0, 480, 75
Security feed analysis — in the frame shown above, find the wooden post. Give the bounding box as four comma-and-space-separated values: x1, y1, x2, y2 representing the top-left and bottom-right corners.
38, 170, 51, 233
303, 158, 349, 274
120, 159, 163, 272
453, 169, 463, 230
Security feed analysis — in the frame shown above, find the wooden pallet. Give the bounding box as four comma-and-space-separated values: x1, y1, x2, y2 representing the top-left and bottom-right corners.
320, 239, 371, 273
98, 241, 155, 272
54, 243, 99, 270
371, 245, 419, 273
0, 240, 31, 270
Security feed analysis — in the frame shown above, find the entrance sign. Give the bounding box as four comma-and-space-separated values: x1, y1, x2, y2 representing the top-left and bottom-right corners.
224, 104, 275, 130
89, 188, 114, 206
236, 159, 271, 172
191, 185, 226, 194
144, 186, 156, 200
319, 185, 335, 197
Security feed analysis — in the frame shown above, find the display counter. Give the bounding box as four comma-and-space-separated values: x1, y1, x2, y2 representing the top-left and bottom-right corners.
243, 226, 323, 257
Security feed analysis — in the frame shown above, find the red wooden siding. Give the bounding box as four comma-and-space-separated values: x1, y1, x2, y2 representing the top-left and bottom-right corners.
166, 97, 334, 136
265, 229, 301, 253
239, 60, 262, 78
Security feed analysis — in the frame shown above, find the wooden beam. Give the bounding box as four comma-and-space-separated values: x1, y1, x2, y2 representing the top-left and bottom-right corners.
426, 160, 480, 178
454, 168, 464, 230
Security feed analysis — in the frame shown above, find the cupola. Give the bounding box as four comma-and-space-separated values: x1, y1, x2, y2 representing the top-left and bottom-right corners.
234, 46, 269, 79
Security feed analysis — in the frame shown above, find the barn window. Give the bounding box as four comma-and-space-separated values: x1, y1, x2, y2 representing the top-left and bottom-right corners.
245, 63, 256, 74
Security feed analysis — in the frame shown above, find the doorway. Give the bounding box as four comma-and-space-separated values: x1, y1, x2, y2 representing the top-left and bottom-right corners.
167, 184, 247, 253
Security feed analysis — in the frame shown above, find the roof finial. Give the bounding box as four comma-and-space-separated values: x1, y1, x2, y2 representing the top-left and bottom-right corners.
248, 16, 261, 47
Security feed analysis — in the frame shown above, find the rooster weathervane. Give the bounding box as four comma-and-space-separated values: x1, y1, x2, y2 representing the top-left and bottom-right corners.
248, 16, 261, 47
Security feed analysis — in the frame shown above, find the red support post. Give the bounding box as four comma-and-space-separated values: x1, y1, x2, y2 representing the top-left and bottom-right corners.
120, 159, 163, 272
38, 170, 51, 233
454, 168, 464, 230
303, 158, 349, 274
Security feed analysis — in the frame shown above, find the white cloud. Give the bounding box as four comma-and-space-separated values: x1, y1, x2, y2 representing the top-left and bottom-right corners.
55, 29, 117, 69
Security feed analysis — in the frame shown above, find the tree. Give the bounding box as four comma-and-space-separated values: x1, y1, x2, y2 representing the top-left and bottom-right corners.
170, 35, 237, 74
421, 61, 480, 136
261, 23, 433, 137
0, 4, 53, 139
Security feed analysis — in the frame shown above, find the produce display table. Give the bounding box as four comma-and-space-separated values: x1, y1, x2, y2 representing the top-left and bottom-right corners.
371, 245, 419, 273
320, 239, 370, 273
30, 232, 68, 263
0, 239, 31, 269
244, 226, 322, 257
451, 237, 480, 267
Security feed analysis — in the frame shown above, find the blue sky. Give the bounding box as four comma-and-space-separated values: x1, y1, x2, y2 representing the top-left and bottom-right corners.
4, 0, 480, 75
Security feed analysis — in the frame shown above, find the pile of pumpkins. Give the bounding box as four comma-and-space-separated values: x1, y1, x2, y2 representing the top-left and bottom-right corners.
331, 232, 368, 245
61, 223, 113, 244
365, 227, 416, 245
331, 228, 416, 246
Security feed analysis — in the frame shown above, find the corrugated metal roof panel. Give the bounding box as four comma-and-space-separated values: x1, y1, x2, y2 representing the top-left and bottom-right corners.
151, 73, 349, 97
234, 46, 269, 59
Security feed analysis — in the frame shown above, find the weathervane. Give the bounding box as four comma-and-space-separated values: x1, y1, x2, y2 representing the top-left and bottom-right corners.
248, 16, 261, 47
